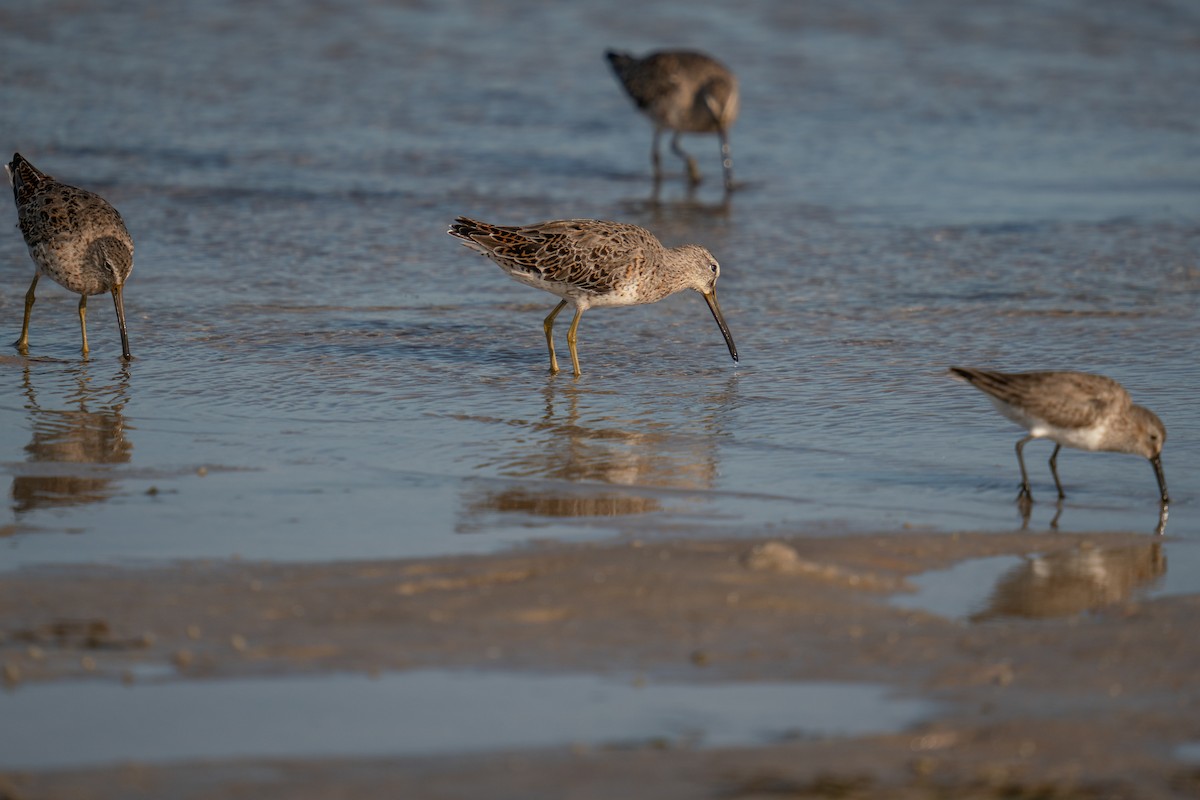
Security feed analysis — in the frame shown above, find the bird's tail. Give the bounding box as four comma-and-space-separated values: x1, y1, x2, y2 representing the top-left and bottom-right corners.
448, 216, 495, 243
948, 366, 975, 383
948, 367, 1029, 405
448, 217, 527, 258
6, 153, 51, 203
605, 50, 636, 79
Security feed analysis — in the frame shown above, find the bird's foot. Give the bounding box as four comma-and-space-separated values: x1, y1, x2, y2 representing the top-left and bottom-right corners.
1016, 487, 1033, 513
1156, 503, 1169, 536
1049, 499, 1065, 530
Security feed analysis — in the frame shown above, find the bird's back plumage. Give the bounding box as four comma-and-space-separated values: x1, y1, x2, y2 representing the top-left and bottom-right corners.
449, 216, 675, 304
9, 153, 133, 297
949, 367, 1128, 432
605, 49, 738, 133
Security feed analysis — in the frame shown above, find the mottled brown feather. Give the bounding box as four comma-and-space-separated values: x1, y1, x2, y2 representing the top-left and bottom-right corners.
9, 153, 133, 297
449, 217, 669, 299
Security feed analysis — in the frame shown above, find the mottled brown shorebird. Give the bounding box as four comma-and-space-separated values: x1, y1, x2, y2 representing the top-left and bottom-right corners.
448, 217, 738, 376
605, 49, 739, 192
949, 367, 1168, 504
6, 153, 133, 359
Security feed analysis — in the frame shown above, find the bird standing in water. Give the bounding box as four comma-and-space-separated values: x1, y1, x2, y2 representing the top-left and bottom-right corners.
606, 49, 739, 192
6, 153, 133, 359
949, 367, 1168, 505
448, 216, 738, 376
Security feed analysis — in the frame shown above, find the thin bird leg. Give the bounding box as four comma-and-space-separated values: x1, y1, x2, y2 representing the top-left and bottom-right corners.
112, 283, 131, 360
15, 273, 38, 353
1047, 444, 1066, 499
542, 300, 568, 375
651, 127, 664, 183
1014, 435, 1035, 501
671, 131, 701, 186
700, 87, 734, 192
78, 294, 90, 359
565, 306, 585, 377
718, 128, 734, 193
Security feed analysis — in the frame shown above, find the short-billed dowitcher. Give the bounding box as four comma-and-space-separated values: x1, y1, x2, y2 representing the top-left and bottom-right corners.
6, 153, 133, 359
448, 217, 738, 376
949, 367, 1168, 504
605, 49, 739, 192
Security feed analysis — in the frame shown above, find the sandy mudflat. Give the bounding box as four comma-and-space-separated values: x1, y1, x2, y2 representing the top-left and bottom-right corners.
2, 530, 1199, 798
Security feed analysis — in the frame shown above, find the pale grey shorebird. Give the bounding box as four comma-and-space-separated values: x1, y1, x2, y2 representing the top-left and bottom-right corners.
605, 49, 739, 192
448, 217, 738, 376
6, 153, 133, 359
949, 367, 1169, 504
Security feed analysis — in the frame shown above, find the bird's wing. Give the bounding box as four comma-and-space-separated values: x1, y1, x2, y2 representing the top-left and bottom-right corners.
951, 368, 1129, 429
454, 218, 647, 295
513, 220, 650, 293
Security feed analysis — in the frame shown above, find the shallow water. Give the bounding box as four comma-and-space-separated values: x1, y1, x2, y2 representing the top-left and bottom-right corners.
3, 0, 1199, 573
0, 671, 931, 769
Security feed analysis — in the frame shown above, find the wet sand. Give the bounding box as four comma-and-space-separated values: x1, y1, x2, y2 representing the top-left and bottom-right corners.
3, 529, 1199, 798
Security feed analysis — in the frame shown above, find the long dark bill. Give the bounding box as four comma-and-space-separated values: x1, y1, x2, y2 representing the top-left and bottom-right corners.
703, 291, 738, 363
1151, 454, 1169, 504
111, 284, 131, 360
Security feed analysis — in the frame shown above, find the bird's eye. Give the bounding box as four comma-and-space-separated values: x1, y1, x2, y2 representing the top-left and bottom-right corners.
710, 263, 718, 273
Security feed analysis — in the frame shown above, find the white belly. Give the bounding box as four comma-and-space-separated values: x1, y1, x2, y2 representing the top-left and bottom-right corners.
990, 397, 1110, 452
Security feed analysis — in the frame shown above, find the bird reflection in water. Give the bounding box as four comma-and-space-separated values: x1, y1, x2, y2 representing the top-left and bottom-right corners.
644, 175, 733, 215
11, 362, 132, 513
970, 541, 1164, 622
1021, 498, 1169, 536
460, 377, 734, 528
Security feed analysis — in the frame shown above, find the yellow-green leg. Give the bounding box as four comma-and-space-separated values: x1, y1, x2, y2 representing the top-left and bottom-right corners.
78, 294, 90, 359
543, 300, 568, 374
566, 306, 585, 377
14, 273, 38, 354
